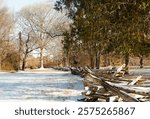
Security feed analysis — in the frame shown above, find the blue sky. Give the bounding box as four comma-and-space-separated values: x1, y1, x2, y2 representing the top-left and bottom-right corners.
3, 0, 56, 12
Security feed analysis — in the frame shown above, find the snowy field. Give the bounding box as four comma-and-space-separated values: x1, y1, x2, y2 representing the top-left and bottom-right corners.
0, 68, 84, 101
0, 68, 149, 101
129, 68, 150, 76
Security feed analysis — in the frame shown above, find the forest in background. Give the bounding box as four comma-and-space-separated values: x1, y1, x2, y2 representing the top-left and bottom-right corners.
0, 0, 150, 71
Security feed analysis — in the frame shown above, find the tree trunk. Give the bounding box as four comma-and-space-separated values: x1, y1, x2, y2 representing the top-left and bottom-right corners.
124, 53, 129, 68
124, 53, 129, 74
18, 32, 22, 70
90, 56, 94, 69
0, 57, 1, 71
103, 54, 107, 67
22, 59, 25, 71
40, 48, 44, 69
22, 55, 27, 71
65, 52, 70, 67
95, 51, 100, 69
139, 56, 144, 68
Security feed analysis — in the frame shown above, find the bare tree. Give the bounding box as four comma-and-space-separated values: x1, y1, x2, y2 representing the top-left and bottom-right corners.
17, 31, 39, 70
17, 3, 70, 69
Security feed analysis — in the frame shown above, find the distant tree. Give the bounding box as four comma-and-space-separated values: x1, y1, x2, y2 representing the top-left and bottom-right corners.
0, 2, 14, 70
17, 32, 39, 70
1, 42, 19, 71
17, 3, 70, 69
55, 0, 113, 68
133, 40, 150, 68
109, 1, 150, 69
55, 0, 150, 70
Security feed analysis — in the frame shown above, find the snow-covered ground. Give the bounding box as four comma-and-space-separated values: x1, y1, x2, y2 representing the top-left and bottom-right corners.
0, 68, 84, 101
129, 68, 150, 76
0, 68, 149, 101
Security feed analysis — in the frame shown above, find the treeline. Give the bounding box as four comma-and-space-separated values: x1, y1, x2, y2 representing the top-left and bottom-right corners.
55, 0, 150, 69
0, 1, 150, 71
0, 2, 70, 71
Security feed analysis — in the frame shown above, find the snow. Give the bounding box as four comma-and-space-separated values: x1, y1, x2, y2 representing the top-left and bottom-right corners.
129, 68, 150, 76
0, 68, 84, 101
0, 68, 149, 101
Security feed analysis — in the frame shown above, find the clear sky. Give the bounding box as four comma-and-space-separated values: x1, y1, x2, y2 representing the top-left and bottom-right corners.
3, 0, 56, 12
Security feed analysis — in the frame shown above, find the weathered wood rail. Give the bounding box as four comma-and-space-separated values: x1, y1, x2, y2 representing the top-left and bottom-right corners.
78, 67, 150, 102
